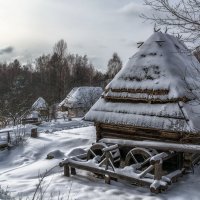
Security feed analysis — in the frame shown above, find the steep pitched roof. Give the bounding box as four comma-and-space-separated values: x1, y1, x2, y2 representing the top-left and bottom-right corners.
59, 87, 103, 109
84, 32, 200, 133
32, 97, 48, 110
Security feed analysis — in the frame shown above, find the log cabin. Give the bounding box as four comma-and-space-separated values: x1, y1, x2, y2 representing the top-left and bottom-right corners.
84, 32, 200, 147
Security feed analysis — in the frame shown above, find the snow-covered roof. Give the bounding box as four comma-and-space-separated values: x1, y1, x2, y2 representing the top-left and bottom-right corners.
59, 87, 103, 109
32, 97, 48, 110
84, 32, 200, 133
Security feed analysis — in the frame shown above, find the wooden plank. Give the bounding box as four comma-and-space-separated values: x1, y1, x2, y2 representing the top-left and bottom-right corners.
99, 123, 182, 141
100, 131, 180, 144
59, 153, 87, 167
64, 165, 70, 177
0, 130, 12, 134
103, 144, 118, 152
63, 158, 167, 188
100, 138, 200, 154
100, 123, 179, 135
0, 142, 8, 149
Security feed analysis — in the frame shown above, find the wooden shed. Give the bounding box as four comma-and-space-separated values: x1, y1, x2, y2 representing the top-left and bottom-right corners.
61, 33, 200, 192
31, 97, 49, 120
84, 32, 200, 144
59, 87, 103, 118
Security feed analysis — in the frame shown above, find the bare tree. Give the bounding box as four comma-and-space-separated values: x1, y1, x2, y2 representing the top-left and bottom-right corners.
51, 40, 69, 101
53, 39, 67, 60
107, 53, 122, 79
142, 0, 200, 46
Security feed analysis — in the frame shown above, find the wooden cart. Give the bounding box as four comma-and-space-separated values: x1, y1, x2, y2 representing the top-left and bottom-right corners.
60, 32, 200, 193
60, 138, 200, 193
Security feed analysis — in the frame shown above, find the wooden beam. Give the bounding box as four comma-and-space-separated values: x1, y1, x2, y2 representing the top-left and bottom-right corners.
64, 165, 70, 177
137, 42, 144, 48
100, 123, 183, 140
63, 158, 157, 188
100, 138, 200, 154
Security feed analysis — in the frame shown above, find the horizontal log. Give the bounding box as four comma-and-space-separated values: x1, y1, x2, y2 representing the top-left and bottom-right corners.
109, 88, 169, 95
103, 144, 118, 152
59, 153, 87, 167
63, 158, 167, 189
100, 131, 180, 143
0, 130, 13, 134
104, 95, 188, 104
163, 169, 184, 183
150, 152, 176, 164
100, 123, 182, 141
100, 138, 200, 154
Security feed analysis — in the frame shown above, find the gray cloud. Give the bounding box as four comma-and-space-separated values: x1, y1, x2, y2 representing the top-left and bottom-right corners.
0, 46, 14, 55
117, 2, 151, 17
0, 1, 154, 68
98, 44, 107, 49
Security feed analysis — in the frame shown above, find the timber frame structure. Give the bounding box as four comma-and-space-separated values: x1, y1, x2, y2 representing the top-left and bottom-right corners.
60, 32, 200, 192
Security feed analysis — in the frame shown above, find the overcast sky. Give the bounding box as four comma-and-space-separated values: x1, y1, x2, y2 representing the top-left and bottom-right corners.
0, 0, 154, 71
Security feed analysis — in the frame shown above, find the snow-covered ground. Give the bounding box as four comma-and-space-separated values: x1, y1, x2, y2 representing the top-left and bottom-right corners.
1, 120, 200, 199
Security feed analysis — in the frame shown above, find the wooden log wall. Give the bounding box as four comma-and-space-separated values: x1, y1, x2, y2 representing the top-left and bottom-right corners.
96, 123, 184, 143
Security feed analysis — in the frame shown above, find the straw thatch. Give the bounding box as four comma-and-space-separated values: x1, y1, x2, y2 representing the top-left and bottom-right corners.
59, 87, 103, 117
32, 97, 48, 111
84, 32, 200, 142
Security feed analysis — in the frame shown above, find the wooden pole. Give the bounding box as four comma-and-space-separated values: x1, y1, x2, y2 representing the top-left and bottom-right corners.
64, 165, 70, 177
71, 167, 76, 175
105, 174, 111, 184
7, 131, 11, 143
95, 123, 102, 141
154, 162, 162, 180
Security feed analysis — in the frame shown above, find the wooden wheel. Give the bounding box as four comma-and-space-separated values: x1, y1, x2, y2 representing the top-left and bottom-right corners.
125, 147, 157, 170
87, 143, 121, 167
87, 143, 107, 163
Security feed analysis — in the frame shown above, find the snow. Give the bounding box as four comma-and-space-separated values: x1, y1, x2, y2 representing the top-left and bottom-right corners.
90, 98, 184, 119
106, 32, 200, 99
85, 32, 200, 133
100, 138, 200, 154
26, 111, 39, 119
1, 122, 200, 199
32, 97, 48, 110
86, 109, 190, 132
84, 97, 192, 132
59, 87, 103, 108
150, 152, 169, 163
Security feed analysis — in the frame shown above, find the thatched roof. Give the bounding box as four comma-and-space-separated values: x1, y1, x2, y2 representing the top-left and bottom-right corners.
84, 32, 200, 133
32, 97, 48, 110
59, 87, 103, 109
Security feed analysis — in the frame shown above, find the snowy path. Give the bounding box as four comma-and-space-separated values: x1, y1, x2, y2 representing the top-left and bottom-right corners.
1, 124, 200, 199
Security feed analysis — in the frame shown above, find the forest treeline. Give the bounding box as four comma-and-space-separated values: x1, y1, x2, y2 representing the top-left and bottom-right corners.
1, 38, 199, 123
0, 39, 122, 121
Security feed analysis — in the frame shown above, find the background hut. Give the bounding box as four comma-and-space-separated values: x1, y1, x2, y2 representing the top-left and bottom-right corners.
84, 32, 200, 144
31, 97, 49, 120
59, 87, 103, 118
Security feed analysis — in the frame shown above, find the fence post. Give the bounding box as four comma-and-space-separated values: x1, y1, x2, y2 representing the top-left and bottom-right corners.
7, 131, 11, 144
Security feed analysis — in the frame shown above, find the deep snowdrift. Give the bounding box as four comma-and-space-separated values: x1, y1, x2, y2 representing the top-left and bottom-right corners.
1, 123, 200, 199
